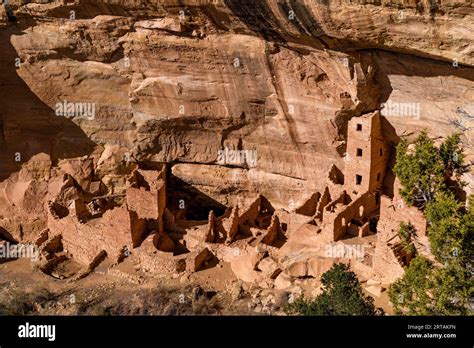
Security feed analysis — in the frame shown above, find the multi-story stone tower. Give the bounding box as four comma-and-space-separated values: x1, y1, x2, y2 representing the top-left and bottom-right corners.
344, 111, 388, 195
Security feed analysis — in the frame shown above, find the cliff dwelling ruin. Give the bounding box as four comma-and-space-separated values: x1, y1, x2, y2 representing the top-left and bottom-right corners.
0, 0, 472, 316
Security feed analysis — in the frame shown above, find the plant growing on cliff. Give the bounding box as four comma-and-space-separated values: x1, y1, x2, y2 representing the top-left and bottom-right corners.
433, 263, 473, 315
398, 222, 416, 256
391, 131, 473, 315
394, 131, 467, 208
425, 191, 473, 265
439, 133, 469, 179
389, 193, 474, 315
285, 263, 383, 316
389, 256, 472, 316
425, 192, 473, 315
389, 256, 436, 315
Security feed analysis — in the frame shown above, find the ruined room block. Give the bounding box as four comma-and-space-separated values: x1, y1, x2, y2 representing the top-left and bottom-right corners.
49, 206, 143, 265
183, 225, 210, 250
321, 191, 380, 242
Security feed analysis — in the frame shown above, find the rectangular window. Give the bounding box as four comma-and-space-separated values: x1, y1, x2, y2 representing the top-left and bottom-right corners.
377, 172, 381, 181
356, 148, 363, 157
356, 124, 362, 131
356, 175, 362, 185
380, 148, 383, 157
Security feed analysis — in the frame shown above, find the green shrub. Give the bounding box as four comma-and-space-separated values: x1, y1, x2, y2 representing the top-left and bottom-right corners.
285, 263, 383, 316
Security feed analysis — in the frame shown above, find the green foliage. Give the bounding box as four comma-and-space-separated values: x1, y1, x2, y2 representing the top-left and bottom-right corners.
394, 130, 467, 208
439, 133, 468, 179
285, 263, 383, 316
389, 256, 472, 315
425, 191, 471, 265
389, 257, 436, 315
463, 197, 474, 268
432, 263, 473, 316
425, 190, 463, 225
398, 222, 417, 255
390, 194, 474, 315
394, 131, 446, 207
390, 131, 472, 316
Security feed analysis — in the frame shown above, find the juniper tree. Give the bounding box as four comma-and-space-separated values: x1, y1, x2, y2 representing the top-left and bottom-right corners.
285, 263, 383, 316
389, 256, 436, 315
394, 131, 445, 208
390, 192, 473, 315
390, 131, 472, 315
398, 222, 417, 256
439, 133, 469, 179
389, 256, 472, 316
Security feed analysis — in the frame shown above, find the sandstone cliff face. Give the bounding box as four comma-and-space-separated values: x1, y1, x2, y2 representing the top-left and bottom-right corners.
0, 0, 472, 241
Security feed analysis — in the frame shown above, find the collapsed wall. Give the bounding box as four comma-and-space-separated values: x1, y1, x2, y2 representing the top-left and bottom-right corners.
47, 166, 167, 265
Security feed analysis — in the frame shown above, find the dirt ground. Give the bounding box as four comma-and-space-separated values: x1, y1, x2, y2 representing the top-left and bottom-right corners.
0, 256, 393, 316
0, 257, 272, 316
